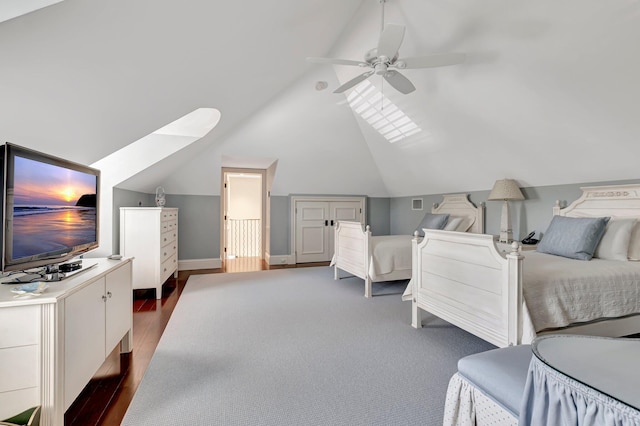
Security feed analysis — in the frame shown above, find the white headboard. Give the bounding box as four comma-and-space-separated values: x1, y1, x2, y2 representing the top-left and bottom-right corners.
555, 184, 640, 220
432, 193, 485, 234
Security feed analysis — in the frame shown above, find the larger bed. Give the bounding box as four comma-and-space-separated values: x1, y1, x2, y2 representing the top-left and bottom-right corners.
407, 183, 640, 347
332, 194, 484, 298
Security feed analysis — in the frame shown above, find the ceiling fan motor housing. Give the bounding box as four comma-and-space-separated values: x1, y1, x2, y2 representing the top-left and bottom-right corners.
364, 48, 398, 66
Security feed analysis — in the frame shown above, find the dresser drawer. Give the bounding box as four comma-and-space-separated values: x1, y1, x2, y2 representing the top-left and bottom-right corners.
161, 255, 177, 282
161, 220, 176, 233
162, 210, 178, 221
161, 241, 177, 263
161, 229, 177, 246
0, 387, 39, 420
0, 305, 40, 348
0, 346, 39, 392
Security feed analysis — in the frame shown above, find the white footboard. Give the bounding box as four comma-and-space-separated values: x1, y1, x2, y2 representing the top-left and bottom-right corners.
333, 221, 374, 297
410, 230, 524, 347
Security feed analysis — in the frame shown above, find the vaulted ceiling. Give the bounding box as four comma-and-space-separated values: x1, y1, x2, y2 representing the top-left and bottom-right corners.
1, 0, 639, 198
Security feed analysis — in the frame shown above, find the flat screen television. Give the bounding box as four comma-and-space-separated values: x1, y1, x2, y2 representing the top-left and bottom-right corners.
0, 143, 100, 272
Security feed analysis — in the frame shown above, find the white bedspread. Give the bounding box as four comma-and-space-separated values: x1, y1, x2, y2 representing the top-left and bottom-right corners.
522, 251, 640, 332
368, 235, 413, 280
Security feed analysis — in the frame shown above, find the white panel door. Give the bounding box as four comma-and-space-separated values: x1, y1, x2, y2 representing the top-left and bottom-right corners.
105, 261, 132, 356
295, 201, 330, 263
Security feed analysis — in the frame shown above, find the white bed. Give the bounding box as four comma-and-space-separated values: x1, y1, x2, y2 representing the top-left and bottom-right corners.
331, 194, 484, 298
407, 183, 640, 347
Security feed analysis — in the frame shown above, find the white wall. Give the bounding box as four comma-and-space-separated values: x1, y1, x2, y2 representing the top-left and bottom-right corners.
228, 175, 262, 220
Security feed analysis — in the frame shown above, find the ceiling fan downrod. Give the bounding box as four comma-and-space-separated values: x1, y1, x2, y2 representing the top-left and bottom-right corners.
380, 0, 386, 35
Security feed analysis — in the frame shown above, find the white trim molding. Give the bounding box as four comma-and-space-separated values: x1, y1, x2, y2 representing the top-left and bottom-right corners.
266, 253, 295, 266
178, 258, 222, 271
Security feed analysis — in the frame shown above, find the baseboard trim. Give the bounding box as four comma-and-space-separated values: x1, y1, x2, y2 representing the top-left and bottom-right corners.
178, 258, 222, 271
266, 253, 295, 266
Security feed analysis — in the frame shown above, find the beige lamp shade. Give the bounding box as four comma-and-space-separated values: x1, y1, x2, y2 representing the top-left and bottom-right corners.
488, 179, 524, 243
488, 179, 525, 201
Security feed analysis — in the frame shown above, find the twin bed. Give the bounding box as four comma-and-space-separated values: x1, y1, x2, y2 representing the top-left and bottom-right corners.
407, 183, 640, 348
331, 194, 484, 298
334, 184, 640, 425
333, 184, 640, 348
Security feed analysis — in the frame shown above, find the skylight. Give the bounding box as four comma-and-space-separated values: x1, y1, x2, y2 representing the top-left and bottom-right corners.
346, 80, 422, 143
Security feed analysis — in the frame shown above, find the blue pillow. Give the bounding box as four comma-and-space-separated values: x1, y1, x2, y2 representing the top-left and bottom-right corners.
415, 213, 449, 236
537, 216, 610, 260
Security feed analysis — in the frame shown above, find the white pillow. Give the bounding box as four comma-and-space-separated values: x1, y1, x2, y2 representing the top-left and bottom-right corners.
444, 216, 463, 231
594, 218, 636, 261
455, 216, 475, 232
628, 221, 640, 260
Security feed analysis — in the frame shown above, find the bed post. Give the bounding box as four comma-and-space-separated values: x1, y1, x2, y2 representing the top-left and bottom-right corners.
364, 225, 372, 298
333, 222, 340, 280
411, 231, 423, 329
506, 242, 524, 345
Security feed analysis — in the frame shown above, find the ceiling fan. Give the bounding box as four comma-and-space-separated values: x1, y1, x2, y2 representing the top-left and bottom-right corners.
307, 0, 465, 94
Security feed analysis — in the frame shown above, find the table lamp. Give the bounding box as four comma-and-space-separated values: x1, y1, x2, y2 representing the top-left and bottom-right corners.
488, 179, 524, 243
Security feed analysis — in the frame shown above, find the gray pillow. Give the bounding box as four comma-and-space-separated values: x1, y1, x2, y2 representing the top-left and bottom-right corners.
536, 216, 610, 260
415, 213, 449, 236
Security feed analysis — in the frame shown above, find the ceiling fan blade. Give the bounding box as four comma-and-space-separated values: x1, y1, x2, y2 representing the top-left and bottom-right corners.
377, 24, 405, 60
306, 57, 366, 67
333, 71, 375, 94
396, 53, 466, 69
383, 70, 415, 94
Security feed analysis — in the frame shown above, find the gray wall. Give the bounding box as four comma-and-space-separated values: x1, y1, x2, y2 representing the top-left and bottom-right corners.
166, 194, 220, 260
114, 178, 639, 260
270, 196, 290, 256
390, 179, 640, 241
367, 197, 391, 236
113, 189, 220, 259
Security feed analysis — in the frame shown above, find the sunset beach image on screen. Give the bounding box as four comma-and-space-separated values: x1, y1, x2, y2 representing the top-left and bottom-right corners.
12, 155, 97, 260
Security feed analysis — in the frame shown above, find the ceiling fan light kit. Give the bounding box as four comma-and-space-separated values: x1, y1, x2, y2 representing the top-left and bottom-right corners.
307, 0, 465, 94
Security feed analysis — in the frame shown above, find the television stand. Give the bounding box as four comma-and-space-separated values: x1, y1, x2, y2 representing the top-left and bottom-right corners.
0, 258, 133, 424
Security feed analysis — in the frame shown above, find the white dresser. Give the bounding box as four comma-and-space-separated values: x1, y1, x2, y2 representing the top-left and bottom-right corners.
0, 258, 133, 426
119, 207, 178, 299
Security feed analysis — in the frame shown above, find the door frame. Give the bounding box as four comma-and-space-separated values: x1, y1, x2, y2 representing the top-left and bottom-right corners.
290, 195, 366, 264
220, 168, 267, 264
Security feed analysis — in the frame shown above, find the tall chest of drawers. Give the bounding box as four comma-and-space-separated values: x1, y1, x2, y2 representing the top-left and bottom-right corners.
120, 207, 178, 298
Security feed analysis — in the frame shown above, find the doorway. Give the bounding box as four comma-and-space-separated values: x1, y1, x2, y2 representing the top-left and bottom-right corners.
221, 168, 266, 272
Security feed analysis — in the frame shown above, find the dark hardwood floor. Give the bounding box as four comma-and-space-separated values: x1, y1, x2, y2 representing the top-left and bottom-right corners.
64, 258, 329, 426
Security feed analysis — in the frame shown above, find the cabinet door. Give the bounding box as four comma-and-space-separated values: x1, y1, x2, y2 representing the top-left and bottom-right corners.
295, 201, 331, 263
64, 278, 106, 410
105, 262, 132, 356
329, 201, 362, 224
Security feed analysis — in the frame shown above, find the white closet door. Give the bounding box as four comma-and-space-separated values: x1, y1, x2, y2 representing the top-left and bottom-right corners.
295, 201, 331, 263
